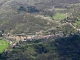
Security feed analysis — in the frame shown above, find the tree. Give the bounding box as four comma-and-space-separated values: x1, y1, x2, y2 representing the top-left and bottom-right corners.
0, 32, 2, 37
27, 6, 39, 13
34, 44, 49, 54
18, 6, 26, 13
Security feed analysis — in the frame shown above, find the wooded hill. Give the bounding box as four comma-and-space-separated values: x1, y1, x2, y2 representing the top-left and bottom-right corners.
0, 0, 80, 34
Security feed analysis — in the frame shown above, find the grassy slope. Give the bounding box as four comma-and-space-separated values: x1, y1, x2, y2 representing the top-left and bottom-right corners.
53, 13, 67, 20
0, 40, 9, 53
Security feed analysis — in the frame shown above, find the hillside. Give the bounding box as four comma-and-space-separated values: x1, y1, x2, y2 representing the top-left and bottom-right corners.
0, 0, 80, 34
0, 0, 80, 60
0, 13, 57, 34
0, 0, 80, 13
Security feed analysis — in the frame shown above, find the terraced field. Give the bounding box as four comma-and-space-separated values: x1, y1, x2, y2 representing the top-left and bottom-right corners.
0, 40, 9, 53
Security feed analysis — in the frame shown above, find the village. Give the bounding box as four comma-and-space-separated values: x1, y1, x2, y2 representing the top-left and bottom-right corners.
0, 30, 65, 47
0, 21, 80, 47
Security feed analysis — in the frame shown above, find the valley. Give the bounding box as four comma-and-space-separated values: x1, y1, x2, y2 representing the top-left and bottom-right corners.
0, 0, 80, 60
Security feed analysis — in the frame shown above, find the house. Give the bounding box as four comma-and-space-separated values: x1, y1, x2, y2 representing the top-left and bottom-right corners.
15, 33, 27, 41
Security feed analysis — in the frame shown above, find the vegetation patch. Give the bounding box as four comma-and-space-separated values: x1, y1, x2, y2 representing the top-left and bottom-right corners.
73, 21, 80, 28
0, 40, 9, 53
2, 20, 10, 25
53, 13, 67, 20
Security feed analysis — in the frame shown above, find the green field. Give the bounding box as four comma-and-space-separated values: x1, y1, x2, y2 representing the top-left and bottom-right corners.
53, 13, 67, 20
0, 40, 9, 53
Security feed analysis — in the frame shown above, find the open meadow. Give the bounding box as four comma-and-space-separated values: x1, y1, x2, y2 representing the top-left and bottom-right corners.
0, 40, 9, 53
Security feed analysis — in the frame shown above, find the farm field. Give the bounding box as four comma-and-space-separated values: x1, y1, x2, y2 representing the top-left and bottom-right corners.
0, 40, 9, 53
